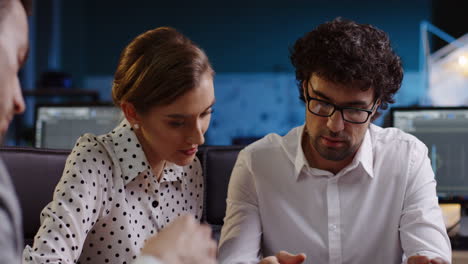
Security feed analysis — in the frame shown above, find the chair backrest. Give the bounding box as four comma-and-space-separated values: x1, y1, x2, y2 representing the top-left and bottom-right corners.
199, 145, 244, 240
0, 147, 70, 246
0, 145, 244, 245
199, 146, 244, 225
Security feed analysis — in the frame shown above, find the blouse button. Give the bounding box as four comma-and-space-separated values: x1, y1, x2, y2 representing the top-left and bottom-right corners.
152, 200, 159, 208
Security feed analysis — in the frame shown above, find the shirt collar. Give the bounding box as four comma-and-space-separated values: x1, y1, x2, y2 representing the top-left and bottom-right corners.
352, 125, 374, 178
291, 124, 375, 180
109, 119, 185, 185
161, 162, 187, 183
109, 119, 153, 185
293, 125, 308, 180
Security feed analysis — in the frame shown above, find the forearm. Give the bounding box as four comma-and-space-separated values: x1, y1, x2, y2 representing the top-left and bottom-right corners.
400, 145, 451, 262
23, 170, 102, 263
23, 206, 88, 264
400, 199, 451, 263
218, 151, 262, 263
218, 201, 262, 264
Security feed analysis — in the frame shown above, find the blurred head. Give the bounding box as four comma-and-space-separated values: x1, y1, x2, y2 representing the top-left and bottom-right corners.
290, 18, 403, 171
112, 27, 215, 166
0, 0, 30, 142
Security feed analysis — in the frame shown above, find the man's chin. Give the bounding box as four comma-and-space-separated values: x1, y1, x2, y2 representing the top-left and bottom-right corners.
315, 142, 352, 161
319, 149, 347, 161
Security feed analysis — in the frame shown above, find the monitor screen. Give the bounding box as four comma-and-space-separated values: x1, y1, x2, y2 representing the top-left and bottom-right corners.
35, 104, 122, 149
391, 107, 468, 202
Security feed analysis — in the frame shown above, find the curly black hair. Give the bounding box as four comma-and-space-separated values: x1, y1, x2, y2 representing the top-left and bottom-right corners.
290, 17, 403, 120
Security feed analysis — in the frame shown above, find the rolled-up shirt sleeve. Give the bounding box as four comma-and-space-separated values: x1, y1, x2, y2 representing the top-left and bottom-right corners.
23, 140, 110, 263
218, 149, 263, 264
400, 142, 451, 263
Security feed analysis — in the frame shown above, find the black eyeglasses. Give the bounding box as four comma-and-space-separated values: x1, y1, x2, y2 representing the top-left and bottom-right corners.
305, 89, 377, 124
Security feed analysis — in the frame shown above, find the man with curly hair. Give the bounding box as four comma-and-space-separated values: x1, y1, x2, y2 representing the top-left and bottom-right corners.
218, 18, 451, 264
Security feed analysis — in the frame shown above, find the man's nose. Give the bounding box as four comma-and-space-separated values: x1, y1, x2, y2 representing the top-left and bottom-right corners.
327, 110, 344, 133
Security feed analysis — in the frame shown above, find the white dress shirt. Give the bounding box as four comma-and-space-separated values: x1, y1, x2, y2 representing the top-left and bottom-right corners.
23, 119, 204, 264
218, 124, 451, 264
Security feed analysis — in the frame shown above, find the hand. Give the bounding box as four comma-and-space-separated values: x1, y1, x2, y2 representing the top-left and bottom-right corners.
141, 214, 217, 264
259, 251, 306, 264
407, 255, 448, 264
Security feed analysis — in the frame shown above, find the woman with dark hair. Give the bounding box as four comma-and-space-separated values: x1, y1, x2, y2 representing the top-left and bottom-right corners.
24, 27, 216, 264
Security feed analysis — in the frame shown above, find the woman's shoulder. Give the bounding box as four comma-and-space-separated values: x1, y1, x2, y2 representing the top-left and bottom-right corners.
71, 133, 112, 153
66, 133, 116, 171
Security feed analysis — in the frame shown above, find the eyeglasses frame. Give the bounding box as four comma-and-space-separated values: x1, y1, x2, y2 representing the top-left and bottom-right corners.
305, 88, 378, 124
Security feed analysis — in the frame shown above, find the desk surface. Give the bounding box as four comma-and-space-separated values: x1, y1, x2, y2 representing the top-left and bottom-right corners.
453, 250, 468, 264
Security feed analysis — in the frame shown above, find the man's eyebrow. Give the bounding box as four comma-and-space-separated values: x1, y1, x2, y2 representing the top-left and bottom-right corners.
312, 89, 369, 106
165, 99, 216, 119
311, 89, 332, 101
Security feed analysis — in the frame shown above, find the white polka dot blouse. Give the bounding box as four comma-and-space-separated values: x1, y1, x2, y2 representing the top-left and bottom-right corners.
23, 119, 204, 264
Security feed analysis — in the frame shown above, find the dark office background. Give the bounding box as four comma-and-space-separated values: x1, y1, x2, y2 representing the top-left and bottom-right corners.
12, 0, 468, 146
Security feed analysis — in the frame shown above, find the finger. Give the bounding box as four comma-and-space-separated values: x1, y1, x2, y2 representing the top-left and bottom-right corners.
181, 213, 197, 224
207, 239, 217, 258
171, 214, 194, 230
276, 251, 306, 264
430, 257, 448, 264
259, 256, 280, 264
295, 253, 306, 261
408, 255, 430, 264
199, 223, 213, 238
178, 214, 199, 235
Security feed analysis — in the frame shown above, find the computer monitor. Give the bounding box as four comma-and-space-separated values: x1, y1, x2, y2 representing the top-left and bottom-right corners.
391, 107, 468, 201
391, 107, 468, 242
35, 104, 122, 149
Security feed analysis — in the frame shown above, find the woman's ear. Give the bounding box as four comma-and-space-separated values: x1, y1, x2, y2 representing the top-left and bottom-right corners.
121, 101, 140, 126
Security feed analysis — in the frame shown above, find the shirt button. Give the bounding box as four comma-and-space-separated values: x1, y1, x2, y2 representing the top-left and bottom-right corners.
329, 224, 337, 231
152, 200, 159, 208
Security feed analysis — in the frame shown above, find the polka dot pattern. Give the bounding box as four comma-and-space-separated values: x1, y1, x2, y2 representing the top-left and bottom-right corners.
23, 119, 204, 264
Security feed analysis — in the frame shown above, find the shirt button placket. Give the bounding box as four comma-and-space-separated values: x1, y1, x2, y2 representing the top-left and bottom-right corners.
152, 181, 162, 230
327, 177, 342, 264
